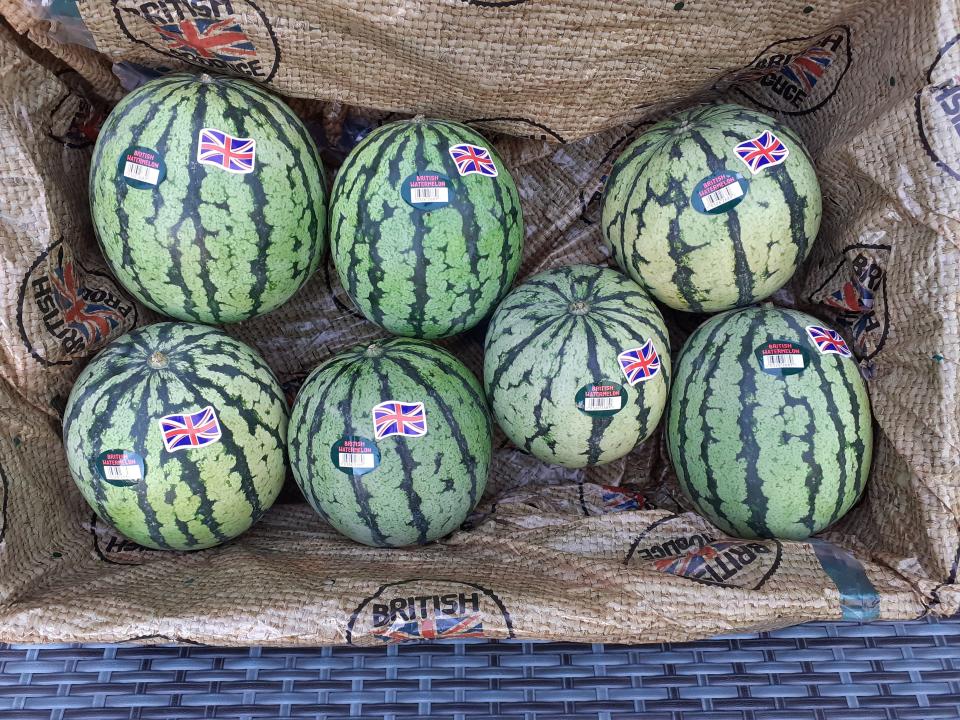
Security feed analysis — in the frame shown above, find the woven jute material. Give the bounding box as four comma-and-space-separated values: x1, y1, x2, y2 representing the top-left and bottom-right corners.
0, 0, 955, 644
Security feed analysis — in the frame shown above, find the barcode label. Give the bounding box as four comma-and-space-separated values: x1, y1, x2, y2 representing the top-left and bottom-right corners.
763, 353, 805, 370
103, 463, 142, 481
410, 186, 449, 204
123, 160, 160, 186
584, 396, 622, 412
701, 180, 743, 211
338, 452, 376, 469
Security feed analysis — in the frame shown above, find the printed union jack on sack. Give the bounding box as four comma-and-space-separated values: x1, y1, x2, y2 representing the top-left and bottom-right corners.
806, 325, 853, 357
197, 128, 256, 174
617, 340, 661, 386
733, 130, 790, 174
448, 143, 498, 177
601, 485, 645, 513
159, 406, 223, 452
372, 400, 427, 440
781, 45, 834, 92
155, 18, 257, 61
653, 543, 724, 578
377, 613, 484, 642
49, 259, 125, 344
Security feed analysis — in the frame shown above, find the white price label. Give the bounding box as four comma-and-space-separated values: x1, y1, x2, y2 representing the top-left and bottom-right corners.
102, 463, 142, 481
123, 160, 160, 186
338, 452, 376, 469
701, 180, 744, 211
762, 353, 805, 370
584, 396, 622, 412
410, 186, 449, 204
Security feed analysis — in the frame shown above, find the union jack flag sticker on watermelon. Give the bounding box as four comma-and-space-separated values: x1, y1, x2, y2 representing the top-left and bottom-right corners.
733, 130, 790, 174
197, 128, 256, 174
617, 340, 661, 386
159, 406, 223, 453
372, 400, 427, 440
154, 18, 257, 62
805, 325, 852, 358
376, 613, 484, 642
448, 143, 499, 177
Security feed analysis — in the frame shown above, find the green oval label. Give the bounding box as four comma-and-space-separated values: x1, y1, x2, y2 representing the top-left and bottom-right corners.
690, 171, 748, 214
754, 340, 809, 377
575, 381, 627, 417
97, 449, 145, 488
401, 171, 454, 210
118, 146, 166, 189
331, 435, 381, 476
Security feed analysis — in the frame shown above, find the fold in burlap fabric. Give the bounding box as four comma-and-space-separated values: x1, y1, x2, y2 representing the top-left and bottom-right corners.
0, 0, 956, 644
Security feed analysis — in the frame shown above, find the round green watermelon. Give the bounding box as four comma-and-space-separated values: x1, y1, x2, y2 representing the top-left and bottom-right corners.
484, 264, 671, 468
329, 118, 524, 339
62, 322, 288, 550
89, 73, 327, 324
288, 338, 492, 547
601, 103, 821, 313
666, 305, 872, 540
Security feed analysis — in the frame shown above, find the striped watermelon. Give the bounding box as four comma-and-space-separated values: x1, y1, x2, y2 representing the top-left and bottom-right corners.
288, 338, 492, 547
89, 73, 327, 324
329, 118, 523, 339
62, 322, 287, 550
666, 305, 872, 540
484, 265, 671, 468
601, 104, 821, 313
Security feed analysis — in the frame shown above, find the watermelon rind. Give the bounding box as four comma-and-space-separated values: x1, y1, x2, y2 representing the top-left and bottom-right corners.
666, 305, 872, 540
89, 73, 327, 324
288, 337, 492, 547
601, 103, 821, 312
62, 322, 288, 550
484, 264, 671, 468
329, 118, 523, 339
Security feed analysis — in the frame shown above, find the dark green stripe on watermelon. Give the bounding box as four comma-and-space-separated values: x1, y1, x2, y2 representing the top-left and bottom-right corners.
665, 305, 872, 540
329, 118, 524, 339
89, 73, 327, 324
288, 338, 492, 547
62, 322, 288, 550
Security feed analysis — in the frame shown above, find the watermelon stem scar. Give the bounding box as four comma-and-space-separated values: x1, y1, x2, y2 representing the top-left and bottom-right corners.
148, 351, 168, 369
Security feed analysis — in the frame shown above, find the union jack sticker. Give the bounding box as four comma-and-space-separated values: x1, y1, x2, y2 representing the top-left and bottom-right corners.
448, 143, 498, 177
805, 325, 853, 358
617, 340, 661, 386
197, 127, 256, 174
733, 130, 790, 174
159, 406, 223, 453
372, 400, 427, 440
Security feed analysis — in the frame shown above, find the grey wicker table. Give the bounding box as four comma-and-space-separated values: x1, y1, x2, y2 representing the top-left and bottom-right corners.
2, 617, 959, 719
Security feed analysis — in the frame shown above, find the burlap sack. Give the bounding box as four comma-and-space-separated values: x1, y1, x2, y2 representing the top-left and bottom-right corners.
0, 0, 955, 644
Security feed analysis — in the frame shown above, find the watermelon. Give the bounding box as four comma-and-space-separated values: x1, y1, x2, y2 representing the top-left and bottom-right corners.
288, 338, 492, 547
601, 103, 821, 313
89, 73, 327, 324
484, 264, 671, 468
666, 305, 872, 540
329, 118, 523, 339
62, 322, 287, 550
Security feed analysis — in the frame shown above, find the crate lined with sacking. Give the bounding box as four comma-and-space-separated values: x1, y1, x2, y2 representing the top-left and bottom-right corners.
0, 0, 955, 645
